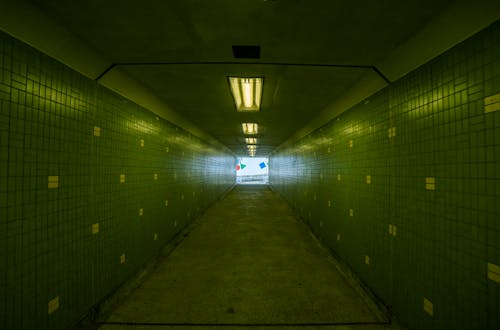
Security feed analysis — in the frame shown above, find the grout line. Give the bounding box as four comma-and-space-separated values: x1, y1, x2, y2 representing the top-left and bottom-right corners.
97, 321, 392, 327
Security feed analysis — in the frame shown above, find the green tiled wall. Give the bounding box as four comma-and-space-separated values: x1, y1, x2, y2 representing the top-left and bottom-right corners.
270, 21, 500, 330
0, 31, 235, 329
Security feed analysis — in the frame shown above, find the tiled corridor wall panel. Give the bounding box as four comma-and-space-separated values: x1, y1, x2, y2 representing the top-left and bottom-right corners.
270, 21, 500, 330
0, 31, 235, 330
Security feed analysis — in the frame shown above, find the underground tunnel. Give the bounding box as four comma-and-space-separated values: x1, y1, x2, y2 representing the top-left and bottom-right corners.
0, 1, 499, 329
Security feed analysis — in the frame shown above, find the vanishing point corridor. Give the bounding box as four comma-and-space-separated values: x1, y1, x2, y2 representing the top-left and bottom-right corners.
1, 2, 499, 330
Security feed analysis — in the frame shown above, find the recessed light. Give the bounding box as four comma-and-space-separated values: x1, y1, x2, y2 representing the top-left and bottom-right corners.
247, 144, 257, 157
229, 77, 263, 112
245, 138, 257, 144
242, 123, 258, 135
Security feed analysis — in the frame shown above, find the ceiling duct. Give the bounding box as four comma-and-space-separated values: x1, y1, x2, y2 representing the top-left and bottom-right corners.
232, 45, 261, 59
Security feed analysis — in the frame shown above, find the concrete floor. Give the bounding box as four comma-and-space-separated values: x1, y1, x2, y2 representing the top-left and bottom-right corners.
96, 185, 397, 330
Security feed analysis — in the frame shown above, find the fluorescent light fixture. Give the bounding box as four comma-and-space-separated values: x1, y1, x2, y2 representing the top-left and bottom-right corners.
242, 123, 258, 135
247, 144, 257, 157
245, 138, 257, 144
229, 77, 263, 112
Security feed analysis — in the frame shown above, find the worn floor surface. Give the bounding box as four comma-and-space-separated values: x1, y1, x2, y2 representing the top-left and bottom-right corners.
97, 185, 397, 330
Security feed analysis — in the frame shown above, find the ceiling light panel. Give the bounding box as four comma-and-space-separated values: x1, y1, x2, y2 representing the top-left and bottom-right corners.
242, 123, 258, 135
245, 138, 257, 144
229, 77, 263, 112
247, 144, 257, 157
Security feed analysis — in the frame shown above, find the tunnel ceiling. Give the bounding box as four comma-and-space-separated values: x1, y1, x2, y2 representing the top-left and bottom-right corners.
28, 0, 454, 156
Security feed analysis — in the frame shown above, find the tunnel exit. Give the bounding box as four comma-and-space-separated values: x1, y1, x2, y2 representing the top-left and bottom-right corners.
236, 157, 269, 185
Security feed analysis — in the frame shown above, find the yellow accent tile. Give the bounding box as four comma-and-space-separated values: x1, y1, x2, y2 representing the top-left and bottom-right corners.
488, 272, 500, 283
425, 177, 436, 190
366, 175, 371, 184
48, 296, 59, 314
337, 234, 341, 241
488, 262, 500, 274
424, 298, 433, 316
93, 126, 101, 137
488, 262, 500, 283
120, 174, 125, 183
392, 225, 397, 236
328, 200, 331, 207
139, 208, 143, 216
337, 174, 341, 181
140, 139, 144, 147
388, 127, 396, 138
91, 223, 99, 234
485, 102, 500, 113
165, 200, 169, 206
488, 271, 500, 283
484, 93, 500, 105
425, 177, 435, 184
349, 140, 353, 148
349, 209, 354, 217
120, 254, 126, 264
154, 173, 158, 180
365, 255, 370, 265
154, 233, 158, 241
48, 176, 59, 189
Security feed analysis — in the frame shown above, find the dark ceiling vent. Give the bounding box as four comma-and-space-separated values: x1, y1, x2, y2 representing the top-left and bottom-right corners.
232, 45, 260, 59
